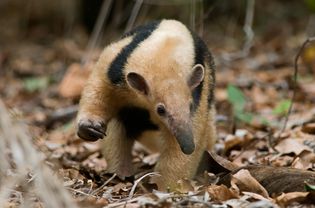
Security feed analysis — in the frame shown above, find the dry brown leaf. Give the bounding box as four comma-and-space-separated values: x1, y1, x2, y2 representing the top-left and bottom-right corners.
291, 156, 313, 170
251, 86, 278, 107
220, 166, 315, 195
225, 129, 254, 152
82, 153, 107, 173
45, 130, 72, 150
175, 179, 195, 193
242, 191, 273, 202
299, 150, 315, 165
225, 135, 243, 151
207, 184, 239, 201
270, 155, 294, 167
230, 150, 256, 166
208, 151, 240, 172
275, 192, 309, 206
58, 168, 82, 179
301, 123, 315, 135
94, 198, 109, 207
301, 83, 315, 99
231, 169, 269, 198
275, 138, 311, 155
58, 63, 92, 98
112, 182, 133, 194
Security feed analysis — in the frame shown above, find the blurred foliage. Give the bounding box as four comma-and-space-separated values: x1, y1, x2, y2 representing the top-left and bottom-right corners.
272, 100, 291, 116
23, 76, 50, 92
227, 84, 254, 124
305, 0, 315, 12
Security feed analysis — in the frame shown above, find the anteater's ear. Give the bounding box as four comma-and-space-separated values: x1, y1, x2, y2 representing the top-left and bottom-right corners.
126, 72, 149, 95
188, 64, 205, 90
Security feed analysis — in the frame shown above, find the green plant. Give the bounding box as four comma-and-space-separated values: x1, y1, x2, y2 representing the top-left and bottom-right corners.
23, 76, 50, 92
227, 84, 254, 124
272, 99, 291, 116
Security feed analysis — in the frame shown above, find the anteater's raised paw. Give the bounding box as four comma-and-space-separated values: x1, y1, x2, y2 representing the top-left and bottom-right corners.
77, 118, 107, 141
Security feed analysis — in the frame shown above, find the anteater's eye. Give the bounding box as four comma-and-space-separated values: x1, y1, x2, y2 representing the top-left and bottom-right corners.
156, 104, 166, 116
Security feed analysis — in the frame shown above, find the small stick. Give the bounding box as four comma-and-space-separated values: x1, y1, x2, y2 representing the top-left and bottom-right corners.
90, 173, 117, 196
128, 172, 160, 199
81, 0, 113, 65
279, 37, 315, 135
125, 0, 144, 33
222, 0, 256, 61
67, 188, 97, 198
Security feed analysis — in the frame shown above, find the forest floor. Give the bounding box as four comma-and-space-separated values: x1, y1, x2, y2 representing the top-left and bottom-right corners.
1, 20, 315, 208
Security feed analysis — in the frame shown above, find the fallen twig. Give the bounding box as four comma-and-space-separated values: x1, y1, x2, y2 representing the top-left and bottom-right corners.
91, 173, 117, 196
67, 187, 97, 198
279, 36, 315, 135
128, 172, 160, 199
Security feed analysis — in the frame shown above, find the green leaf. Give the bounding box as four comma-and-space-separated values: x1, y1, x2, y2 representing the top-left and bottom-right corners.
259, 116, 270, 126
272, 100, 292, 115
305, 0, 315, 12
236, 112, 254, 124
23, 76, 49, 92
227, 84, 246, 112
305, 182, 315, 191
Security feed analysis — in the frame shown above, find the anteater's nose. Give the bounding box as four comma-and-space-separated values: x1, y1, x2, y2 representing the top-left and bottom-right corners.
175, 128, 195, 155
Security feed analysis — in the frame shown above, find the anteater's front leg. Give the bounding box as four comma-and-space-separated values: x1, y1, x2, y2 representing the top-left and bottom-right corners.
152, 135, 204, 191
77, 69, 113, 141
101, 118, 134, 177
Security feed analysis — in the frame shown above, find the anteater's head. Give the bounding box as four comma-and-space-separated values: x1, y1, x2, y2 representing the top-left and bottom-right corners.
126, 64, 205, 155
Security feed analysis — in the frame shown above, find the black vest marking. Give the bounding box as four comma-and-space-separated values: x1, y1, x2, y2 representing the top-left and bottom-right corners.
191, 33, 215, 109
118, 107, 159, 139
108, 21, 161, 85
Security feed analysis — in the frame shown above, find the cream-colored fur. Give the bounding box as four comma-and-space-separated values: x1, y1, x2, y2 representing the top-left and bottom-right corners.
77, 19, 216, 190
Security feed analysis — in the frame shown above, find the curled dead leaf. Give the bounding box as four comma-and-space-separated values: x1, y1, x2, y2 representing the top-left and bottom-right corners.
231, 169, 269, 198
275, 192, 310, 206
224, 129, 253, 152
301, 123, 315, 135
275, 138, 311, 155
58, 63, 92, 99
82, 153, 107, 173
220, 166, 315, 196
175, 178, 195, 193
207, 184, 239, 201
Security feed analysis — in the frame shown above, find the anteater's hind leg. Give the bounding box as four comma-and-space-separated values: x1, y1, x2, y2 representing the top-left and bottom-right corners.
101, 118, 135, 177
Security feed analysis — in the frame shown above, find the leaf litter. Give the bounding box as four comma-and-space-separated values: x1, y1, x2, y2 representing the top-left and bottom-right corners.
2, 7, 315, 208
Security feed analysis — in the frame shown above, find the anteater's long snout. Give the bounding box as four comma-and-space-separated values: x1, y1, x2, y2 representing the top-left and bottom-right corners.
173, 125, 195, 155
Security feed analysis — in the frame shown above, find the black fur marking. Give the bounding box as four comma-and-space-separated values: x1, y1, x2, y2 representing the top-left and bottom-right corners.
108, 21, 161, 85
118, 107, 159, 139
191, 32, 215, 109
122, 20, 161, 38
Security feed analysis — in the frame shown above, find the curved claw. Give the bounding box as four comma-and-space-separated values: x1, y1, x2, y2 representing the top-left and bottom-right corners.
77, 119, 106, 141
